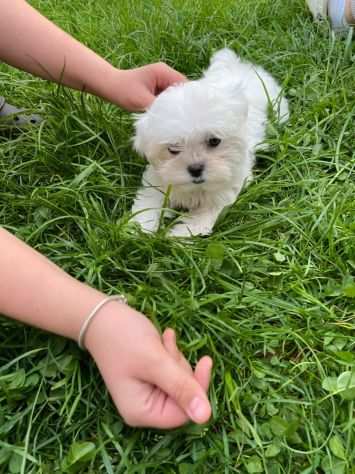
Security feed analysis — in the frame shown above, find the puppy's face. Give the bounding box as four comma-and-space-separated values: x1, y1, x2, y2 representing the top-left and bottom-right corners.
134, 80, 248, 192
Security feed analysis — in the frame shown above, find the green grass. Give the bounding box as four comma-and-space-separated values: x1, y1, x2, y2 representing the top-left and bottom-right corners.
1, 0, 355, 472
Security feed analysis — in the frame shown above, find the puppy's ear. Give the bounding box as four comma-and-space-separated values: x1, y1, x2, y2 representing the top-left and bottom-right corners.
210, 48, 240, 68
225, 82, 248, 120
133, 133, 145, 157
132, 113, 148, 157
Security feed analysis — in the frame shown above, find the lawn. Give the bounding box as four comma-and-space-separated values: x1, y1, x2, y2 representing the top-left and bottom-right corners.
0, 0, 355, 472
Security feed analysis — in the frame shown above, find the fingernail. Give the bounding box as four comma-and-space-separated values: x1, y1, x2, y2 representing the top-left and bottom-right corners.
187, 397, 208, 423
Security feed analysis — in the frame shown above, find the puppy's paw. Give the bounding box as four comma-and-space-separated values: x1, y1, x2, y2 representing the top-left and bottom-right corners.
131, 213, 159, 234
168, 222, 212, 238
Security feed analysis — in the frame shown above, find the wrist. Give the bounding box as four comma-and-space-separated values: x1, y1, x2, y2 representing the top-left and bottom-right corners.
78, 295, 126, 350
87, 64, 124, 107
53, 276, 106, 342
83, 300, 132, 356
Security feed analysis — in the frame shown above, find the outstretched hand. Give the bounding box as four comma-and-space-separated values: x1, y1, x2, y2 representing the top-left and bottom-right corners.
112, 63, 187, 111
85, 302, 212, 428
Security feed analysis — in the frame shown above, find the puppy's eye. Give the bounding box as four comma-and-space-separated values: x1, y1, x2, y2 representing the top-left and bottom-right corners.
207, 137, 221, 148
168, 147, 181, 155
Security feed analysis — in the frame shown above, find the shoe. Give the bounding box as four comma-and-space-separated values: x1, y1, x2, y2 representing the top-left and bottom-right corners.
0, 96, 42, 128
306, 0, 355, 31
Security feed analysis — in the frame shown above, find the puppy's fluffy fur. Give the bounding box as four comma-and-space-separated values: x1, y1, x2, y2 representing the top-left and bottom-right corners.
132, 48, 289, 237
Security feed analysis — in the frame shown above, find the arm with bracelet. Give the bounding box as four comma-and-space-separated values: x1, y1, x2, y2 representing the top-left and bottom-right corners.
0, 0, 211, 429
0, 228, 212, 428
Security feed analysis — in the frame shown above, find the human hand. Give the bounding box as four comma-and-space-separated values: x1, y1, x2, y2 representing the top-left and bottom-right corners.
109, 63, 186, 112
85, 302, 212, 428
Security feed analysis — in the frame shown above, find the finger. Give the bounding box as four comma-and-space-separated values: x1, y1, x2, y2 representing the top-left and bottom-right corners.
136, 88, 156, 111
162, 328, 178, 356
110, 376, 189, 429
162, 328, 182, 360
194, 356, 213, 392
138, 64, 186, 109
147, 351, 212, 424
162, 328, 182, 363
162, 330, 212, 390
152, 63, 187, 93
162, 328, 193, 374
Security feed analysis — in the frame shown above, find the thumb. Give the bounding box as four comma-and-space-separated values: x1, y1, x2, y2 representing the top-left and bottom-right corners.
136, 87, 155, 110
148, 352, 212, 424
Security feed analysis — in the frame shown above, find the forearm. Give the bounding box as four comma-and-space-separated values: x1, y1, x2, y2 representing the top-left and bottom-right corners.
0, 0, 118, 104
0, 227, 106, 341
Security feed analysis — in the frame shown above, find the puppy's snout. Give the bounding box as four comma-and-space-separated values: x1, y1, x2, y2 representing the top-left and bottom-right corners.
187, 163, 205, 178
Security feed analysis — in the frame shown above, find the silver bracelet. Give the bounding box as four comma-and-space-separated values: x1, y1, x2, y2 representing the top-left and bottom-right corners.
78, 295, 127, 350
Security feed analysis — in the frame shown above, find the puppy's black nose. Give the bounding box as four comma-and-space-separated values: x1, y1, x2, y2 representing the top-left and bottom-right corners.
187, 163, 205, 177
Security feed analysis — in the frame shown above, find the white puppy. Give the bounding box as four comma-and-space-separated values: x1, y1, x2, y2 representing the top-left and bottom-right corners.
132, 48, 288, 237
